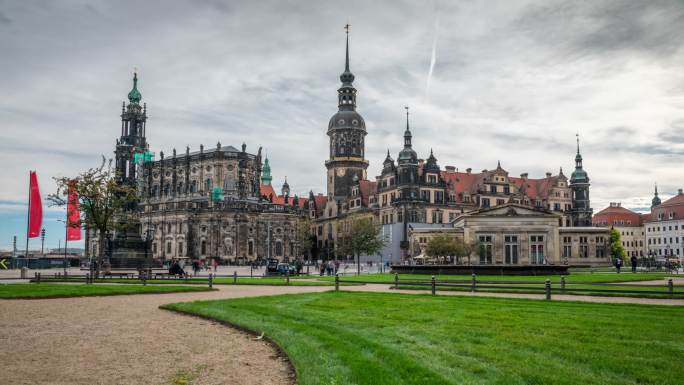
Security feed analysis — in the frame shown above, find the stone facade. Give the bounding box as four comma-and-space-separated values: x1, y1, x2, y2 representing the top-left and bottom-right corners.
87, 73, 305, 263
408, 204, 610, 266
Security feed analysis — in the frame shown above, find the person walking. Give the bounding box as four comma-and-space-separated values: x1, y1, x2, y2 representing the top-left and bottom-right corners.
630, 255, 638, 273
614, 256, 623, 273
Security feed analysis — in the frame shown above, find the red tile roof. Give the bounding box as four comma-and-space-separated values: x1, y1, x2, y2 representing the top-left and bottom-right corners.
259, 184, 308, 208
593, 204, 643, 227
649, 193, 684, 222
440, 169, 563, 203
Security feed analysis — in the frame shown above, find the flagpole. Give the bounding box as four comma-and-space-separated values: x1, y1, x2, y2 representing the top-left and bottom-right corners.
25, 170, 32, 269
64, 205, 69, 275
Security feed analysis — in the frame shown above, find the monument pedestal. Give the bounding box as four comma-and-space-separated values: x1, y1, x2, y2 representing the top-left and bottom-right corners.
108, 221, 160, 270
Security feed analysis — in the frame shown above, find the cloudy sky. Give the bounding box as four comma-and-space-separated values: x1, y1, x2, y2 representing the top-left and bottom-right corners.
1, 0, 683, 250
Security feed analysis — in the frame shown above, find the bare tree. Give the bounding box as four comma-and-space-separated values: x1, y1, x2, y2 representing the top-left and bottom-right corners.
338, 219, 387, 275
49, 157, 138, 277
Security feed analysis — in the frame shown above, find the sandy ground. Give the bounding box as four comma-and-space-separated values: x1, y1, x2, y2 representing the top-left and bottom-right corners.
1, 281, 682, 385
0, 285, 328, 385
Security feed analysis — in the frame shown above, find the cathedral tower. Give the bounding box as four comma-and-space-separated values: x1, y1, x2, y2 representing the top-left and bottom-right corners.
115, 72, 148, 186
651, 183, 661, 209
325, 25, 368, 200
570, 134, 592, 226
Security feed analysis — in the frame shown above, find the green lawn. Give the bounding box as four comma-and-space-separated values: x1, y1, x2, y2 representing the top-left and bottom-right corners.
0, 283, 214, 299
326, 272, 672, 284
36, 276, 339, 286
164, 292, 684, 385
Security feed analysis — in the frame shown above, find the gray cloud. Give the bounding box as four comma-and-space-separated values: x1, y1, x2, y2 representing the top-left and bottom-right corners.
1, 0, 684, 248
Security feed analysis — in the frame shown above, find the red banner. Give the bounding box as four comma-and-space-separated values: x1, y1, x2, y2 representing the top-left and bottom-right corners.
28, 171, 42, 238
67, 181, 81, 241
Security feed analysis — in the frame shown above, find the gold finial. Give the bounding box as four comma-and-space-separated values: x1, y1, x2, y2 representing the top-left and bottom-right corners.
344, 23, 350, 33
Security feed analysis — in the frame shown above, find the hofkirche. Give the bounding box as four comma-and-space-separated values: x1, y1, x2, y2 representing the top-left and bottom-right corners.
88, 28, 609, 267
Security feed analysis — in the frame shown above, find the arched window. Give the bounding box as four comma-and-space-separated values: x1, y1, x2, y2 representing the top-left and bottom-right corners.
275, 241, 282, 256
248, 240, 254, 255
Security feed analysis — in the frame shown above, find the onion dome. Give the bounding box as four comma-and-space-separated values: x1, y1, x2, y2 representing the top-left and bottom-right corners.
127, 72, 142, 105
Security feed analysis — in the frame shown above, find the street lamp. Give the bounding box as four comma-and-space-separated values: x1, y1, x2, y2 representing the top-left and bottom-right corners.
56, 219, 68, 274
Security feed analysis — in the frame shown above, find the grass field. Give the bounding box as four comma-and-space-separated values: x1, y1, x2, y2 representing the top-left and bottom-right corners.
0, 283, 214, 299
326, 272, 672, 284
35, 276, 339, 286
164, 292, 684, 385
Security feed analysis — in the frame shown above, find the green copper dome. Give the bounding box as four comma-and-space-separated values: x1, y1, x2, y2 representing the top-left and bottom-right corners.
128, 72, 142, 104
261, 157, 272, 185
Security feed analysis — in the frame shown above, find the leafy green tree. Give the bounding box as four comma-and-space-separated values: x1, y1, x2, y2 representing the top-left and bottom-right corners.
296, 216, 314, 261
338, 219, 387, 275
425, 234, 458, 263
609, 228, 627, 263
50, 157, 138, 277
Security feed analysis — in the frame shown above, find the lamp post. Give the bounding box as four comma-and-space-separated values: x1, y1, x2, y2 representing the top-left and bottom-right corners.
56, 219, 68, 274
40, 228, 45, 256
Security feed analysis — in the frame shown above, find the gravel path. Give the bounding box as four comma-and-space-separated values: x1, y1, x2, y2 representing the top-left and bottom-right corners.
0, 285, 328, 385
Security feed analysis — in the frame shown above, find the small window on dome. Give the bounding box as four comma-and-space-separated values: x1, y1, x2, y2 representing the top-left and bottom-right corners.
338, 119, 344, 125
352, 120, 358, 126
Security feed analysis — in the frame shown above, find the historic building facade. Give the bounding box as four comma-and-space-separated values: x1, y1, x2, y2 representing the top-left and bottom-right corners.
307, 30, 600, 265
88, 74, 306, 263
408, 204, 609, 266
592, 202, 645, 259
644, 188, 684, 261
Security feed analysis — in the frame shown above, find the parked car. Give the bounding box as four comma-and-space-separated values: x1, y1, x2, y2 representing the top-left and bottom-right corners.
266, 258, 279, 273
276, 263, 296, 275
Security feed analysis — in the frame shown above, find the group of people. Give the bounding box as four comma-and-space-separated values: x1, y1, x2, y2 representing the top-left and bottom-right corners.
167, 258, 219, 277
319, 260, 340, 276
614, 255, 639, 273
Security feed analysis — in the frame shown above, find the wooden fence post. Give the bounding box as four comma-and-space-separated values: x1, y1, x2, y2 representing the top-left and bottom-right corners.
394, 273, 399, 289
560, 276, 566, 292
233, 271, 237, 284
431, 275, 436, 295
286, 269, 290, 285
471, 273, 476, 292
545, 279, 551, 300
208, 273, 213, 288
335, 273, 339, 291
668, 279, 673, 296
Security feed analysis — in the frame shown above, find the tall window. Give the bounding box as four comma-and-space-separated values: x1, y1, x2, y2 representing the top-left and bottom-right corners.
178, 242, 184, 256
530, 235, 545, 264
205, 178, 212, 192
166, 242, 172, 254
579, 236, 588, 258
562, 236, 572, 259
504, 235, 518, 264
595, 236, 605, 258
201, 240, 206, 255
248, 240, 254, 255
478, 235, 493, 264
482, 198, 490, 208
275, 241, 282, 256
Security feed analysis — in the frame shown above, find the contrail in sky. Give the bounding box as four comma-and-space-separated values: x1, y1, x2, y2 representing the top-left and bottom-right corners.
425, 18, 439, 101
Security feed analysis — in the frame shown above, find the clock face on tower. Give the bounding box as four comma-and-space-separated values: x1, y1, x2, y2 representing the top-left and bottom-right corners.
336, 168, 346, 177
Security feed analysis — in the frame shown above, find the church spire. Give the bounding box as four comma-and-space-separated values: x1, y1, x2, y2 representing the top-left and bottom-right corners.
261, 156, 272, 186
127, 71, 142, 105
403, 106, 412, 148
651, 183, 661, 209
575, 133, 583, 168
337, 24, 357, 111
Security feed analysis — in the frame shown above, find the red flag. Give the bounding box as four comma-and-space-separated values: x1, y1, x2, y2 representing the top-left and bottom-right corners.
28, 171, 42, 238
67, 181, 81, 241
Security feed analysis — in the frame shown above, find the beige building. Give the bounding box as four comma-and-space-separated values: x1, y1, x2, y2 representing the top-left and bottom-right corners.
408, 204, 610, 266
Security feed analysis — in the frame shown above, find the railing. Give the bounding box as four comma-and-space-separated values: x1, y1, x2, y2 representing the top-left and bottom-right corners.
330, 273, 683, 299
